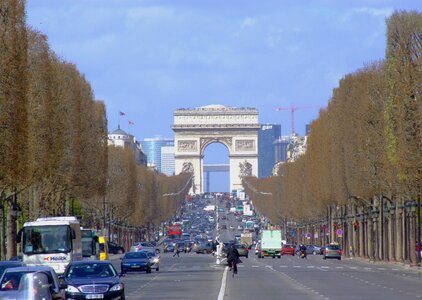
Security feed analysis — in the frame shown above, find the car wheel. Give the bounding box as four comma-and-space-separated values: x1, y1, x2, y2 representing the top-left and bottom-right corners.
146, 268, 152, 274
203, 250, 207, 254
323, 256, 326, 260
278, 256, 281, 259
338, 257, 341, 261
313, 251, 317, 255
156, 267, 159, 271
120, 292, 125, 300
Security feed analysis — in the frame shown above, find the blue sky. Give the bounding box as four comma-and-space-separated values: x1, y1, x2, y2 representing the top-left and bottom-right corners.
26, 1, 421, 191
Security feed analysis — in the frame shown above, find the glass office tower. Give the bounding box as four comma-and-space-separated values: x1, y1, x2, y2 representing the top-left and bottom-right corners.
258, 124, 281, 178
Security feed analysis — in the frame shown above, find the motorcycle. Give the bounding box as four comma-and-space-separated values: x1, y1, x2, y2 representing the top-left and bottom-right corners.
300, 250, 307, 259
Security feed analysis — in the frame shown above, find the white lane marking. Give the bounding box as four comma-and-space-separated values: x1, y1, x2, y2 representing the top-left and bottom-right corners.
321, 266, 329, 269
280, 265, 288, 268
251, 265, 259, 268
349, 267, 357, 269
307, 266, 315, 268
364, 267, 372, 270
335, 267, 344, 269
217, 266, 228, 300
293, 266, 301, 268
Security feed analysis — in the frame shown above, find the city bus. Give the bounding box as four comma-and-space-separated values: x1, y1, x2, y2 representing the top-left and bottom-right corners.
17, 216, 83, 274
81, 228, 99, 260
245, 221, 255, 232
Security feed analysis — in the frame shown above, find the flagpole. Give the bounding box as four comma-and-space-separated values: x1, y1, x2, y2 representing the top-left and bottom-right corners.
118, 111, 120, 129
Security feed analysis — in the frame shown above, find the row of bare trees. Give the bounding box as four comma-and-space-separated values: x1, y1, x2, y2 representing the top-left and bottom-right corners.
0, 0, 191, 258
243, 11, 421, 265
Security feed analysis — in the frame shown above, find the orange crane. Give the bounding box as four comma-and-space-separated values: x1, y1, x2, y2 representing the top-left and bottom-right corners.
275, 105, 322, 135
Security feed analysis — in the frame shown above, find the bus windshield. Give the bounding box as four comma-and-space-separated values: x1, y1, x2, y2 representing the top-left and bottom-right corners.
23, 225, 71, 255
245, 221, 254, 229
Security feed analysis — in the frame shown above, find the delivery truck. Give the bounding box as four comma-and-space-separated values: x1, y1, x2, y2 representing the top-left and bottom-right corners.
258, 230, 282, 258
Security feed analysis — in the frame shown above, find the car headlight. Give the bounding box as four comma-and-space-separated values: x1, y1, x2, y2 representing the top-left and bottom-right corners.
66, 285, 80, 293
153, 258, 159, 263
110, 283, 124, 291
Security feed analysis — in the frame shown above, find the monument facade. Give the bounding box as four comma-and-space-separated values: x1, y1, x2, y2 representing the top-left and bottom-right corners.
172, 105, 259, 193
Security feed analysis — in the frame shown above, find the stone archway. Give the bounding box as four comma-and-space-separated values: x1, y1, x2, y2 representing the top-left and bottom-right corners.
172, 105, 259, 193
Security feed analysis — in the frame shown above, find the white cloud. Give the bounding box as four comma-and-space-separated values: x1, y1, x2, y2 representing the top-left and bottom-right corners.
241, 17, 256, 29
354, 7, 393, 18
125, 6, 175, 27
265, 27, 283, 48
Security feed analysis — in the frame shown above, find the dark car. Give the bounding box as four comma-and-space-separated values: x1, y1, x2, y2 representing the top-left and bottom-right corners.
61, 260, 125, 300
192, 240, 213, 254
306, 245, 322, 255
121, 252, 152, 274
107, 241, 125, 254
164, 243, 175, 253
235, 244, 249, 258
0, 261, 25, 278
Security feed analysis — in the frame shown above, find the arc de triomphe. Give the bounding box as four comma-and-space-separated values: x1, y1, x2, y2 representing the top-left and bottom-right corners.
172, 105, 259, 193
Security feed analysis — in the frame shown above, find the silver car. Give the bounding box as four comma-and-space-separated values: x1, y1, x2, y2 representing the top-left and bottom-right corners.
0, 265, 66, 300
141, 250, 160, 271
322, 244, 342, 260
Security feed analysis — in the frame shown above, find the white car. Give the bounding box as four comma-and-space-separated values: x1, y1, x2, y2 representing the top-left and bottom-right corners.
141, 250, 160, 271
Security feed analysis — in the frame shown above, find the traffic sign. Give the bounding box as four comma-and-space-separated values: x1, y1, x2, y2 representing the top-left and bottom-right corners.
337, 229, 343, 237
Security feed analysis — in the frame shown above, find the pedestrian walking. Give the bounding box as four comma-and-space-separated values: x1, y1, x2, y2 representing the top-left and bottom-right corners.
173, 243, 180, 257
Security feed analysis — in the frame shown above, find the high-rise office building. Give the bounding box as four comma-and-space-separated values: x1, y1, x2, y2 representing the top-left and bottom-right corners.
140, 137, 174, 172
258, 124, 281, 178
306, 124, 311, 136
274, 136, 290, 163
161, 146, 175, 176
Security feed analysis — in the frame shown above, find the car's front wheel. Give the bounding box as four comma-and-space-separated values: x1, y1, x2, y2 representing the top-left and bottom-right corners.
146, 268, 152, 274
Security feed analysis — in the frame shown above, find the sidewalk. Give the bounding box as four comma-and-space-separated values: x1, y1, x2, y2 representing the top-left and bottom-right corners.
347, 256, 422, 274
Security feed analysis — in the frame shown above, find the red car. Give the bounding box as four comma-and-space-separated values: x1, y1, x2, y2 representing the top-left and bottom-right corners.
281, 244, 295, 256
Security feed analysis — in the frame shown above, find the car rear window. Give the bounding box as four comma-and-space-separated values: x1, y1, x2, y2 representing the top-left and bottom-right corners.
327, 245, 340, 250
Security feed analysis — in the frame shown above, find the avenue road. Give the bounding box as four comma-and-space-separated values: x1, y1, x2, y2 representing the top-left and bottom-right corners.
109, 208, 422, 300
110, 251, 421, 300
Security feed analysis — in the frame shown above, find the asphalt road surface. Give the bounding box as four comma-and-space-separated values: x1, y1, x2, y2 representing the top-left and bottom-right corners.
110, 245, 421, 300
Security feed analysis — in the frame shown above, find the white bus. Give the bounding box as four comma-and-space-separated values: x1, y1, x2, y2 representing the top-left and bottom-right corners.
17, 216, 83, 274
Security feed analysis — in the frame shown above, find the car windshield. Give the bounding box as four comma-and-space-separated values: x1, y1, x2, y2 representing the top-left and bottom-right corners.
67, 263, 116, 278
125, 252, 148, 259
0, 271, 33, 290
0, 264, 22, 278
142, 252, 154, 258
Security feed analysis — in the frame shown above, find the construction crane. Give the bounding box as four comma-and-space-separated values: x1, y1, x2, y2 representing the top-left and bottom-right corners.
275, 105, 322, 135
